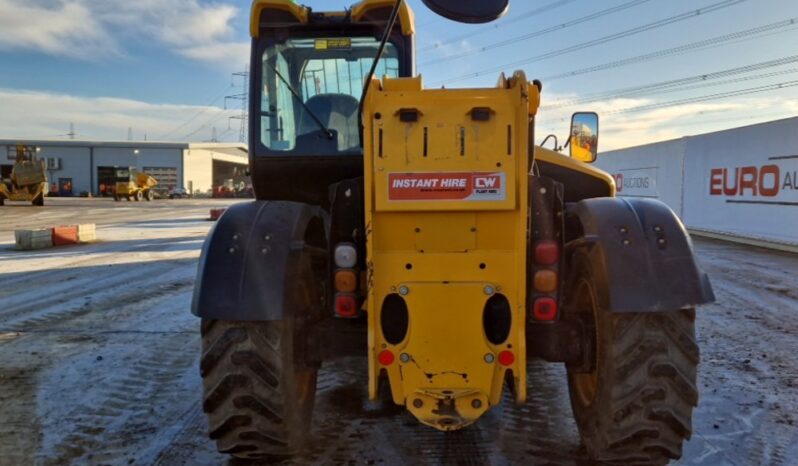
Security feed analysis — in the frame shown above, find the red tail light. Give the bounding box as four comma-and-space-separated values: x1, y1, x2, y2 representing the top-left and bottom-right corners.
534, 240, 559, 265
533, 297, 558, 321
335, 293, 358, 318
378, 349, 395, 366
498, 350, 515, 366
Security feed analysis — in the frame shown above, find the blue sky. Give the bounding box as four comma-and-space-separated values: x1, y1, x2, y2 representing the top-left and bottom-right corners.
1, 0, 797, 149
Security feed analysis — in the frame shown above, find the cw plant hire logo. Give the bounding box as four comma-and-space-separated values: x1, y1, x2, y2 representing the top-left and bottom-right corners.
388, 172, 505, 201
709, 155, 798, 205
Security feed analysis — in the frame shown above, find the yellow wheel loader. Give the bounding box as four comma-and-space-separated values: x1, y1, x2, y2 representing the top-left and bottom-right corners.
192, 1, 715, 464
113, 167, 158, 202
0, 144, 47, 207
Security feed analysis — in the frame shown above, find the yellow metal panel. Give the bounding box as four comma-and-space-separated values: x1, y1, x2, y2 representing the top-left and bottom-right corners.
351, 0, 415, 36
250, 0, 309, 37
383, 75, 422, 92
370, 212, 523, 255
369, 80, 522, 212
535, 145, 616, 195
374, 252, 516, 283
365, 72, 532, 430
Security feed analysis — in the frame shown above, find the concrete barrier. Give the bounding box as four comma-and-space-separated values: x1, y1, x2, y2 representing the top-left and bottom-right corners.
15, 229, 53, 250
14, 223, 96, 251
52, 226, 79, 246
77, 224, 97, 243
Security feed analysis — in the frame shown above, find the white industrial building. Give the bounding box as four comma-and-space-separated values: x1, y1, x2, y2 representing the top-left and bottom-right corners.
596, 116, 798, 249
1, 139, 249, 197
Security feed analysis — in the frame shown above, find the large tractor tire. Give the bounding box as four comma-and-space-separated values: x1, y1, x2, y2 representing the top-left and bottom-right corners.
135, 190, 144, 202
565, 251, 699, 466
200, 319, 317, 461
145, 189, 154, 201
199, 249, 323, 461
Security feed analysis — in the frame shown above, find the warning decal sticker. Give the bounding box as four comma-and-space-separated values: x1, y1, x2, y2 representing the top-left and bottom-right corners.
388, 172, 506, 201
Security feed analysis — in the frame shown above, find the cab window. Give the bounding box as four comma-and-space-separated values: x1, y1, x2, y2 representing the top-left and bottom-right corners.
260, 37, 399, 155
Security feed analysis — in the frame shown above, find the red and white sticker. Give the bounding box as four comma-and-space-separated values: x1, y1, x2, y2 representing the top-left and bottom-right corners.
388, 172, 506, 201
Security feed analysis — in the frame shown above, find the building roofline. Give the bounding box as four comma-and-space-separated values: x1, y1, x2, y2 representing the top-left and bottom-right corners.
0, 139, 248, 152
600, 114, 798, 154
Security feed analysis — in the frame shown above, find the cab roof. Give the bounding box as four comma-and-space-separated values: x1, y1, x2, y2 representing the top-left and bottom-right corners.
250, 0, 415, 38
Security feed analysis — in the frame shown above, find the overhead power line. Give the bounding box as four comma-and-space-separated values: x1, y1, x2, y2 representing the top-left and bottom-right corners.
543, 54, 798, 109
418, 0, 578, 53
154, 85, 233, 140
605, 79, 798, 115
541, 18, 798, 81
435, 0, 749, 85
420, 0, 652, 67
181, 108, 231, 141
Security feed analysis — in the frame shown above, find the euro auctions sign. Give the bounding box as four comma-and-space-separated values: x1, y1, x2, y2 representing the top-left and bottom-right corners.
708, 158, 798, 204
683, 145, 798, 245
388, 172, 505, 201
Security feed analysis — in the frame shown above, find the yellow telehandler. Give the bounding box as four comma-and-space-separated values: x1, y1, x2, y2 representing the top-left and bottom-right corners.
192, 1, 715, 464
0, 144, 48, 206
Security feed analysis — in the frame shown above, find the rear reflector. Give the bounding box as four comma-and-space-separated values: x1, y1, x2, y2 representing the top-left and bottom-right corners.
533, 270, 558, 293
335, 294, 358, 318
334, 269, 357, 293
498, 350, 515, 366
334, 244, 357, 268
534, 240, 559, 265
378, 349, 395, 366
533, 297, 558, 321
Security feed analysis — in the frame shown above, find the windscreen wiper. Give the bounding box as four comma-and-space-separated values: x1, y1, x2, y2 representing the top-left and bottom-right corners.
266, 61, 334, 140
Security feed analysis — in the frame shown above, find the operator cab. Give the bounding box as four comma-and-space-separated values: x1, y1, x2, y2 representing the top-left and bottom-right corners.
115, 167, 137, 183
249, 1, 415, 206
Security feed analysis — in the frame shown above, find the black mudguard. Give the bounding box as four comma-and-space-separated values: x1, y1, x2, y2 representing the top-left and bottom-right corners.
191, 200, 327, 321
568, 197, 715, 312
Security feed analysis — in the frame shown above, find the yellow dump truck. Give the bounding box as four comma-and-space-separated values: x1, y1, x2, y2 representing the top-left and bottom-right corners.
0, 144, 47, 206
191, 1, 715, 464
113, 167, 158, 202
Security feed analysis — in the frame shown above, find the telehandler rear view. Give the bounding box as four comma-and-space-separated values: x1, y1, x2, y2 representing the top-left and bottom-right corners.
192, 1, 714, 464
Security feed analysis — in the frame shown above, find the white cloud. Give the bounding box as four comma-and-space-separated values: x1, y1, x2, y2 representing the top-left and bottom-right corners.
0, 0, 247, 66
0, 88, 240, 142
0, 0, 115, 58
536, 92, 798, 151
179, 42, 250, 70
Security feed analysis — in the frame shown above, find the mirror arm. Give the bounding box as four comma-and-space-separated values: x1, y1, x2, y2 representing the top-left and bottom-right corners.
540, 134, 558, 150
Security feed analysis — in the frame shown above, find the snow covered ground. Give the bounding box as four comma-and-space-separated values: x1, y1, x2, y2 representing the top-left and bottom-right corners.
0, 198, 795, 465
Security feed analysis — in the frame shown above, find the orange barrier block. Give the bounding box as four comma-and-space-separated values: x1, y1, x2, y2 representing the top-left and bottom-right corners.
52, 225, 79, 246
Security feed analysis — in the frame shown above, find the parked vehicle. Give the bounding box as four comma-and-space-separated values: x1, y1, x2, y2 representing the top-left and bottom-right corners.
168, 188, 189, 199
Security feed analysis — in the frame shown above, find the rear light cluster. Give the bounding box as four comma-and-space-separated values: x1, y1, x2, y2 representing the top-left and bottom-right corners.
334, 243, 360, 318
531, 240, 560, 321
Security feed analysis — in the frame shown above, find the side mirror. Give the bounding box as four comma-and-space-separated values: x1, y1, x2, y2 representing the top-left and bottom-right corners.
421, 0, 509, 24
569, 112, 599, 163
